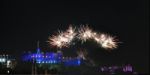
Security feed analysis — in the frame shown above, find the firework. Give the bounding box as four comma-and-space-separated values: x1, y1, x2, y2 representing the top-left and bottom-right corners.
94, 34, 118, 49
78, 25, 118, 49
64, 25, 76, 42
48, 25, 118, 49
101, 35, 118, 49
48, 26, 76, 48
78, 25, 96, 42
48, 32, 67, 48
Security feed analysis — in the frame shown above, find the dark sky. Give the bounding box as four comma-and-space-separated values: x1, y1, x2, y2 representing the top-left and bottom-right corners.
0, 0, 149, 74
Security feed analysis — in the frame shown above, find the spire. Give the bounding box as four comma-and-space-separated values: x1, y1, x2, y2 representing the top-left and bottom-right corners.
37, 41, 40, 53
37, 41, 39, 48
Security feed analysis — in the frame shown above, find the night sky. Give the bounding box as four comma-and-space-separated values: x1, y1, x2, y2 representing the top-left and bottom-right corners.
0, 0, 149, 74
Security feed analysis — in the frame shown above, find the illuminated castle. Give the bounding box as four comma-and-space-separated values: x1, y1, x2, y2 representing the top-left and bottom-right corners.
22, 41, 81, 66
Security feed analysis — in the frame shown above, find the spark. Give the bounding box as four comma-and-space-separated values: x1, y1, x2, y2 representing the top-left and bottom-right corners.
48, 25, 119, 49
48, 25, 76, 48
78, 25, 96, 42
94, 34, 118, 49
78, 25, 118, 49
64, 25, 76, 42
101, 36, 118, 49
48, 33, 66, 48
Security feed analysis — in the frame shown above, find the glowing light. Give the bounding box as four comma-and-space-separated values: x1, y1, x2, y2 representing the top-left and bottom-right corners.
123, 64, 133, 72
50, 61, 52, 63
32, 55, 34, 58
48, 61, 50, 63
7, 60, 11, 68
77, 59, 81, 65
0, 58, 6, 62
7, 70, 10, 74
38, 55, 41, 58
37, 61, 41, 63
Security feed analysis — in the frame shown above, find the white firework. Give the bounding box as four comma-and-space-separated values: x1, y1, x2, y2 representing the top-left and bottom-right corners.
48, 25, 118, 49
48, 25, 76, 48
78, 25, 96, 42
94, 33, 118, 49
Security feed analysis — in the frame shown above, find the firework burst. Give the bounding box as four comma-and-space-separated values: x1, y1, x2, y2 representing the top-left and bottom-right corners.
48, 26, 76, 48
78, 25, 96, 42
93, 33, 118, 49
48, 25, 119, 49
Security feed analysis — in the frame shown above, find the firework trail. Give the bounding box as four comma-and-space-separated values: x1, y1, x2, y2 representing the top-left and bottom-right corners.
77, 49, 88, 60
77, 49, 96, 66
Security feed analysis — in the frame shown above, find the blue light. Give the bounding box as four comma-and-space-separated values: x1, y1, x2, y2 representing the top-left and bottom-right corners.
50, 61, 52, 63
53, 60, 56, 63
78, 60, 81, 65
37, 61, 41, 63
37, 48, 40, 53
64, 58, 81, 66
22, 52, 81, 66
